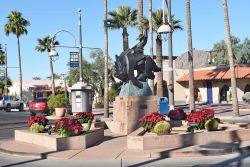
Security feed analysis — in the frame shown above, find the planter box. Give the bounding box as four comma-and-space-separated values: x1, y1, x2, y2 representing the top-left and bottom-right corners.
15, 127, 104, 151
127, 125, 250, 151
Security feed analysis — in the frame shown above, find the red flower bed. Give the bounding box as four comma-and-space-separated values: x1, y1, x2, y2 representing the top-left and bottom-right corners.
54, 117, 83, 137
186, 108, 215, 129
140, 112, 165, 132
75, 112, 94, 124
27, 115, 48, 127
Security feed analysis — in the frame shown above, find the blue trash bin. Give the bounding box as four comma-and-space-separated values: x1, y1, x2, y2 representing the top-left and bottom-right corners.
159, 97, 169, 115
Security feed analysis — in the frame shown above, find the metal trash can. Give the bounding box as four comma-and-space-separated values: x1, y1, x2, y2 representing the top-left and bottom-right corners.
159, 97, 169, 115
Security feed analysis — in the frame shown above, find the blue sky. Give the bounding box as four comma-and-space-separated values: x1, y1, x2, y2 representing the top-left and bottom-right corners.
0, 0, 250, 80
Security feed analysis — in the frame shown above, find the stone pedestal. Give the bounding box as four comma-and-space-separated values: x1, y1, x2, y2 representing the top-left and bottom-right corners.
106, 96, 158, 135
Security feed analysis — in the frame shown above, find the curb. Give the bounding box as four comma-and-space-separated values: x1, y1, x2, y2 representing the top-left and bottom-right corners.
1, 141, 250, 160
0, 147, 44, 159
150, 145, 250, 158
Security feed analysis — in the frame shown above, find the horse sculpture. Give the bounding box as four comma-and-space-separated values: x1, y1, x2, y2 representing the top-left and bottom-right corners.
114, 30, 160, 89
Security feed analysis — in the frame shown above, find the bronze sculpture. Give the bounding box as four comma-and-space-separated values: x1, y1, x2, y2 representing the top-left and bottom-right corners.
114, 30, 160, 92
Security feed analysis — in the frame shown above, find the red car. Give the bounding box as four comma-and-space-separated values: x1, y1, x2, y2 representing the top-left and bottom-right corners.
29, 99, 49, 116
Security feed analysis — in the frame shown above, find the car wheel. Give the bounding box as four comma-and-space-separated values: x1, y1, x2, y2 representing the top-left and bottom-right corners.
19, 104, 24, 112
6, 104, 11, 112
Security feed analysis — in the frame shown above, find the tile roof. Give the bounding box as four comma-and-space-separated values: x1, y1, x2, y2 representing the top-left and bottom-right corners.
177, 66, 250, 82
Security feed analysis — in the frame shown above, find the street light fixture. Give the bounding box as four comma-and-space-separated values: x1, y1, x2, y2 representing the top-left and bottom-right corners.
157, 0, 175, 110
157, 0, 172, 41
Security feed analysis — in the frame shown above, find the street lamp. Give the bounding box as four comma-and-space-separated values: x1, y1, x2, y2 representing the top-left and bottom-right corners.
157, 0, 172, 41
157, 0, 175, 110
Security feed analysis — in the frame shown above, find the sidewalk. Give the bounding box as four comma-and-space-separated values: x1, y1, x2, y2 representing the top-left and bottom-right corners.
1, 129, 250, 161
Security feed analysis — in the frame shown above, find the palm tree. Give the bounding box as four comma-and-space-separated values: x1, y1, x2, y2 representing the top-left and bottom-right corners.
107, 6, 137, 51
186, 0, 195, 111
222, 0, 239, 116
103, 0, 109, 118
4, 11, 30, 100
141, 9, 183, 97
148, 0, 154, 93
138, 0, 143, 34
35, 36, 59, 95
0, 44, 5, 65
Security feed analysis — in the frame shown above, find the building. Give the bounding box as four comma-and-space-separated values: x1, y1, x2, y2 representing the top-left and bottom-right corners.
158, 49, 250, 104
9, 79, 65, 103
176, 65, 250, 104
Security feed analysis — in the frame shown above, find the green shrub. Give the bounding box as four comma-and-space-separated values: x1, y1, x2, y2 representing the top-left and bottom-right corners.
95, 102, 104, 108
30, 123, 45, 133
48, 94, 67, 110
108, 82, 122, 102
153, 121, 171, 135
205, 118, 219, 131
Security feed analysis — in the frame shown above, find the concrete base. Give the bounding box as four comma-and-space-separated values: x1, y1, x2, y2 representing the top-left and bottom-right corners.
128, 124, 250, 151
15, 128, 104, 151
106, 96, 158, 135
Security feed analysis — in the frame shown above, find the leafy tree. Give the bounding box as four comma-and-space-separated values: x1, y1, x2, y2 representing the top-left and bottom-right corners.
4, 11, 30, 100
107, 6, 137, 51
108, 82, 122, 102
212, 36, 250, 65
0, 77, 12, 95
32, 76, 41, 80
35, 36, 60, 95
47, 73, 61, 80
67, 50, 113, 101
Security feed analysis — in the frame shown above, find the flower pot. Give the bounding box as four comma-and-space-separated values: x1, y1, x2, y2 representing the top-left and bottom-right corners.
55, 108, 66, 117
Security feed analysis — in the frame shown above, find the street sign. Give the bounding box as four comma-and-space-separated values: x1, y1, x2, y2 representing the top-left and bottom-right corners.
70, 52, 79, 68
0, 69, 5, 80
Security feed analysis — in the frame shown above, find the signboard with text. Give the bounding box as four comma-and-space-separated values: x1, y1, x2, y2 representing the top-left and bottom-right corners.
0, 69, 5, 80
70, 52, 79, 68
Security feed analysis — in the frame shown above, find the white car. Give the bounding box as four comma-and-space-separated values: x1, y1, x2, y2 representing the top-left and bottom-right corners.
0, 95, 24, 112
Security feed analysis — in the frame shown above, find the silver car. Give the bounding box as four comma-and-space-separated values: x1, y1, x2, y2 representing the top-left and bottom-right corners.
0, 95, 24, 112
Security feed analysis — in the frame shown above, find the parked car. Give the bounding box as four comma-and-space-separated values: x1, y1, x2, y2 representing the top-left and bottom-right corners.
29, 99, 49, 116
0, 95, 24, 112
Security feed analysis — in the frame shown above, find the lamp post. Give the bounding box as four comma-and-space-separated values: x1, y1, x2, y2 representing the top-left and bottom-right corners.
49, 9, 84, 82
49, 9, 101, 114
5, 44, 7, 96
157, 0, 174, 110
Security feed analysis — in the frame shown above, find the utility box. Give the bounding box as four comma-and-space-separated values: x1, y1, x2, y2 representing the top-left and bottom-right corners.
68, 82, 92, 114
158, 97, 169, 115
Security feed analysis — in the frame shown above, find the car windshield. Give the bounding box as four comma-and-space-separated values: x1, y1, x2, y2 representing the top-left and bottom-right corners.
0, 96, 3, 100
32, 99, 47, 102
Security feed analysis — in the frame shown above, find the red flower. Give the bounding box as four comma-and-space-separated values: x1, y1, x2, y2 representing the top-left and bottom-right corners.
140, 112, 165, 132
54, 117, 82, 136
75, 112, 94, 124
185, 108, 215, 129
27, 115, 48, 126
